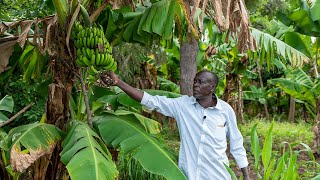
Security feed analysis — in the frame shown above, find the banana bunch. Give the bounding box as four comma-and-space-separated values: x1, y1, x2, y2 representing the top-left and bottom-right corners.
72, 22, 117, 75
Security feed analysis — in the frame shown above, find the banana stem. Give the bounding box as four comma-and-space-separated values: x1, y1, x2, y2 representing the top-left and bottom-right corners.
61, 59, 93, 127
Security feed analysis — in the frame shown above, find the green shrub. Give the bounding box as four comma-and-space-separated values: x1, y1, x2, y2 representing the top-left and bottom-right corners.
239, 119, 315, 151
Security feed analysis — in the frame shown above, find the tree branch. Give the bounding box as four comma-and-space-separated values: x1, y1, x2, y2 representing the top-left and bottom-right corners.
0, 103, 34, 128
60, 59, 93, 127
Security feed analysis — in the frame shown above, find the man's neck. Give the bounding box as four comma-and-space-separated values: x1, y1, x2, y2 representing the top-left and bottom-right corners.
197, 94, 217, 108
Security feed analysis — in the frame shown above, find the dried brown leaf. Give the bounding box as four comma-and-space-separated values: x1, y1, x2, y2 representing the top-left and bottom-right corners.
10, 144, 55, 172
0, 40, 17, 73
110, 0, 134, 10
17, 20, 34, 48
45, 16, 58, 56
0, 21, 21, 34
90, 0, 109, 24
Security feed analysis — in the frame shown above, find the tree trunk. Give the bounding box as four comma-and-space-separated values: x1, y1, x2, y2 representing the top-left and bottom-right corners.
223, 66, 245, 123
180, 34, 198, 96
288, 96, 295, 122
32, 24, 74, 180
237, 76, 244, 124
257, 62, 269, 119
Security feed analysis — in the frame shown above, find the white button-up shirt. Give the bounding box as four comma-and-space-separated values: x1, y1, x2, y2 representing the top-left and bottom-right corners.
141, 92, 248, 180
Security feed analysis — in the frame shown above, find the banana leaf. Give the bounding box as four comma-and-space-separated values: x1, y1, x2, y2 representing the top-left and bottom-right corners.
250, 27, 309, 68
268, 68, 317, 110
60, 121, 118, 180
0, 95, 14, 113
3, 123, 63, 172
94, 113, 187, 180
97, 89, 180, 111
0, 95, 14, 123
110, 110, 161, 134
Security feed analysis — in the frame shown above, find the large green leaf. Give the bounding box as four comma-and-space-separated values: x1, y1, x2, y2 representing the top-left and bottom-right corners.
261, 122, 273, 175
272, 154, 286, 180
0, 112, 8, 123
284, 32, 312, 58
4, 123, 63, 172
250, 27, 309, 67
289, 0, 320, 36
310, 0, 320, 21
98, 89, 181, 111
250, 123, 261, 171
0, 95, 14, 113
94, 114, 187, 180
0, 129, 7, 148
111, 110, 161, 134
60, 121, 118, 180
268, 68, 316, 109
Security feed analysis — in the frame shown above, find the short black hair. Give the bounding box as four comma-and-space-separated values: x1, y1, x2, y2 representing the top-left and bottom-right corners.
197, 69, 219, 86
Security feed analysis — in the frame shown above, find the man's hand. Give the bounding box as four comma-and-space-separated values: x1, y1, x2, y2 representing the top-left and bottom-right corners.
100, 71, 119, 86
100, 71, 144, 102
241, 167, 250, 180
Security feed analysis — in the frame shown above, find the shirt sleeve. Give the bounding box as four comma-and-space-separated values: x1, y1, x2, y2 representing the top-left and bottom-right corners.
226, 107, 249, 168
141, 91, 178, 118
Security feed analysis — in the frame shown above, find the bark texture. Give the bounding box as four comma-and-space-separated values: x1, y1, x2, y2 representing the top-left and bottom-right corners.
180, 35, 198, 96
288, 96, 295, 122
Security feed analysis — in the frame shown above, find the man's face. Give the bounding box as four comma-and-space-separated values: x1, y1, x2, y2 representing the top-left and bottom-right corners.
193, 72, 215, 100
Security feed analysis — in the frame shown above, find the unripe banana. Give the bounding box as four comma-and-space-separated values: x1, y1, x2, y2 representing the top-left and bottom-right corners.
76, 58, 86, 67
76, 49, 82, 57
90, 37, 95, 48
110, 61, 117, 72
83, 38, 87, 48
100, 53, 105, 65
91, 54, 96, 65
82, 56, 91, 66
81, 29, 85, 38
86, 48, 92, 58
96, 53, 101, 66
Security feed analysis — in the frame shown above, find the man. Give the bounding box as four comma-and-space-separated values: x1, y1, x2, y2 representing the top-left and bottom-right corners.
101, 70, 250, 180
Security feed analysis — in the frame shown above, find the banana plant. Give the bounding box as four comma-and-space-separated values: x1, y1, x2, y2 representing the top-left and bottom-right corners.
0, 88, 187, 179
268, 68, 320, 118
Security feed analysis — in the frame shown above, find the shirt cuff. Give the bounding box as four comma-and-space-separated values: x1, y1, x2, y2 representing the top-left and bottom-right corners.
236, 158, 249, 169
141, 91, 151, 106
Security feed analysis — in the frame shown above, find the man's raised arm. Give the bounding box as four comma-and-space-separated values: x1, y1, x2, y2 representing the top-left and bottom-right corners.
101, 72, 144, 102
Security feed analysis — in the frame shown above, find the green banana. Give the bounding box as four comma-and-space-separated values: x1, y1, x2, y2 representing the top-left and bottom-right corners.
90, 37, 94, 48
110, 61, 117, 72
76, 49, 82, 57
100, 53, 106, 65
103, 59, 114, 70
75, 58, 86, 67
90, 65, 99, 74
96, 53, 101, 66
91, 54, 96, 65
81, 56, 91, 66
86, 48, 92, 58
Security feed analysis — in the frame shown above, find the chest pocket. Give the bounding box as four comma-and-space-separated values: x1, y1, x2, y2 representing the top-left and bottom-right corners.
205, 118, 226, 141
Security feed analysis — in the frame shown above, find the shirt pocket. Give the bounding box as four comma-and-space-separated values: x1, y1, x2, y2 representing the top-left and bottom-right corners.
214, 126, 226, 141
205, 121, 226, 141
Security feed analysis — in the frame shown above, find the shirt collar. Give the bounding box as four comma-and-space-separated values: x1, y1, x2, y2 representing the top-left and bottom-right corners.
190, 94, 223, 110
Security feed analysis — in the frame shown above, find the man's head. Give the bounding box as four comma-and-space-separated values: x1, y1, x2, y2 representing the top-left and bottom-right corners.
193, 70, 219, 100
